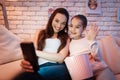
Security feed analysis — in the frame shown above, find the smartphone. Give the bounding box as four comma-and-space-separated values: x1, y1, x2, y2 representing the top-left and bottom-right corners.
20, 42, 39, 72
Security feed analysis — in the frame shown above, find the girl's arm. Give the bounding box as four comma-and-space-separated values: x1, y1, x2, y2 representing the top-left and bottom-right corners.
86, 23, 102, 61
85, 23, 99, 41
89, 41, 102, 61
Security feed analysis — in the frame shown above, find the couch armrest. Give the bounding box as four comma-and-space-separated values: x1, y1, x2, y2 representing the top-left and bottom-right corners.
99, 35, 120, 75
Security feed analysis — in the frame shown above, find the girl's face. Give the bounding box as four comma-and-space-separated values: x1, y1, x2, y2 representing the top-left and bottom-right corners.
69, 18, 84, 40
52, 13, 67, 33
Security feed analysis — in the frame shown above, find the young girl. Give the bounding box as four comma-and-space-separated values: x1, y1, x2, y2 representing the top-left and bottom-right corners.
67, 14, 115, 80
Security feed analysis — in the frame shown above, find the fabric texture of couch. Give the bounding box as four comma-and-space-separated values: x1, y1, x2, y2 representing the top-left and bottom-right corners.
0, 26, 23, 65
0, 25, 120, 80
0, 26, 23, 80
99, 35, 120, 80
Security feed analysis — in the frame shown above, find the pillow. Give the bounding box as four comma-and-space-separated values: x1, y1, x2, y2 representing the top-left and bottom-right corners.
0, 26, 23, 65
98, 35, 120, 74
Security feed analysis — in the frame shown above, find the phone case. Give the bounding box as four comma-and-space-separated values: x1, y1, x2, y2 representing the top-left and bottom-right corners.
20, 42, 39, 72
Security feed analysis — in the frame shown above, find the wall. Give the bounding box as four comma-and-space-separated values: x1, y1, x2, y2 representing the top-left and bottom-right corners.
0, 0, 120, 40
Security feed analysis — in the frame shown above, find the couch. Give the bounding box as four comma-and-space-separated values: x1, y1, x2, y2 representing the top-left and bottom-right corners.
0, 26, 120, 80
98, 35, 120, 80
0, 26, 23, 80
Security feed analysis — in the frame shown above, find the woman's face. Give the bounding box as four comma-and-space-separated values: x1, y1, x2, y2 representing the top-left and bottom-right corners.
52, 13, 67, 33
69, 18, 84, 40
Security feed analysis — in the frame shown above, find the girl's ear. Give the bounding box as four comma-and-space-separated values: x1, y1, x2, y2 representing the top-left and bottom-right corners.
83, 29, 87, 35
83, 28, 86, 32
81, 29, 86, 37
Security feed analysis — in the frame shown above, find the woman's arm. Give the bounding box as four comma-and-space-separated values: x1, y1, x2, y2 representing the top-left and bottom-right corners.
33, 29, 41, 49
21, 59, 34, 72
33, 30, 70, 63
20, 30, 42, 72
36, 38, 70, 63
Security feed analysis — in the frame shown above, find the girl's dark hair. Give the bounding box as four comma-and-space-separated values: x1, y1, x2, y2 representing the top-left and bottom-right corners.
37, 8, 69, 53
71, 14, 87, 30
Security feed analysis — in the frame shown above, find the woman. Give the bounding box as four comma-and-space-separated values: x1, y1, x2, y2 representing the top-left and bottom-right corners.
14, 8, 71, 80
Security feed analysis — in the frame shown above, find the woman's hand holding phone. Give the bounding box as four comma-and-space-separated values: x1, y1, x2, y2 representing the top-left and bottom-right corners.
21, 59, 34, 72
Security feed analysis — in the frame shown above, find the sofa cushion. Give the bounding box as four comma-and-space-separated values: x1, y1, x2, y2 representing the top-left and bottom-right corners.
0, 26, 23, 65
99, 35, 120, 74
0, 60, 22, 80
